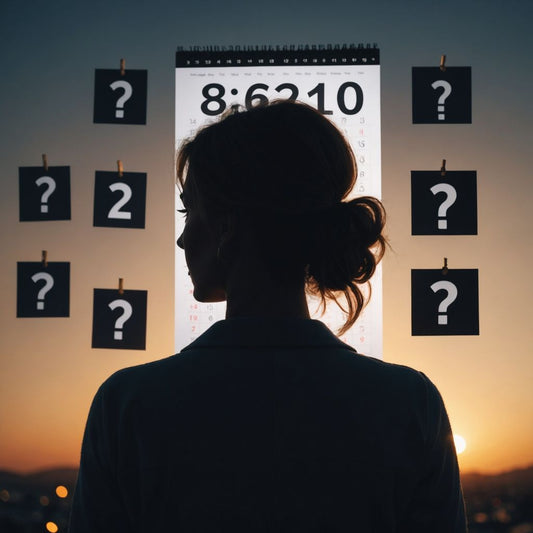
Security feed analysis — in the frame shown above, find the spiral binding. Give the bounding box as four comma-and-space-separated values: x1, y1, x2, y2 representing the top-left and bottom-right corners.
177, 44, 378, 52
176, 44, 380, 67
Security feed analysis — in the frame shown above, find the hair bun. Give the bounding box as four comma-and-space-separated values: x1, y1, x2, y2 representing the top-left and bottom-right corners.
306, 196, 386, 333
346, 197, 387, 247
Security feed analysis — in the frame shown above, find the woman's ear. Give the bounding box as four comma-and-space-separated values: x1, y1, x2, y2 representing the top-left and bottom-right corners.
215, 213, 237, 265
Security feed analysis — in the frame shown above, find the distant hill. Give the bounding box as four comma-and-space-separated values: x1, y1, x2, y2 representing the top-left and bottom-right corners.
462, 465, 533, 495
0, 467, 78, 493
1, 465, 532, 497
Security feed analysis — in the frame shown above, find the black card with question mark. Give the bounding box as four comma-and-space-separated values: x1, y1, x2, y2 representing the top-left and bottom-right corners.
17, 262, 70, 317
93, 171, 147, 228
93, 69, 147, 124
19, 166, 71, 221
412, 67, 472, 124
411, 170, 477, 235
411, 269, 479, 336
92, 288, 147, 349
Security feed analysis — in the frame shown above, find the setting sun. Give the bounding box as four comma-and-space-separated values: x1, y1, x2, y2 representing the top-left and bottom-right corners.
454, 434, 467, 454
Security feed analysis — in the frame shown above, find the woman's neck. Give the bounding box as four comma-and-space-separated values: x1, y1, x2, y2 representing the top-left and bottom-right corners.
224, 251, 310, 320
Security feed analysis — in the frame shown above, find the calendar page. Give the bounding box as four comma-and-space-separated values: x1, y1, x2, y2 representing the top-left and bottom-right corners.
175, 45, 382, 357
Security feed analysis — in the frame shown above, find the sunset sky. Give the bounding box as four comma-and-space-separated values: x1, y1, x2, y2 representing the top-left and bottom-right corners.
1, 0, 532, 475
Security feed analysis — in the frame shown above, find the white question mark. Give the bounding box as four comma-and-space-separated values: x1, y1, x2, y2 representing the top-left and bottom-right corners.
110, 80, 133, 118
430, 183, 457, 230
108, 299, 133, 340
35, 176, 56, 213
431, 80, 452, 120
430, 280, 458, 325
31, 272, 54, 310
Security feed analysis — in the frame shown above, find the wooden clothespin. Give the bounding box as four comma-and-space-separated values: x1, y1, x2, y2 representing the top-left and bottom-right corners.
440, 55, 446, 72
442, 257, 449, 276
42, 250, 48, 268
120, 58, 125, 76
440, 159, 446, 177
117, 160, 124, 178
118, 278, 124, 295
42, 154, 49, 172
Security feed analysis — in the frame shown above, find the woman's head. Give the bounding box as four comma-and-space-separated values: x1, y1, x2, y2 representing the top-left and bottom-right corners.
177, 100, 355, 213
177, 100, 386, 333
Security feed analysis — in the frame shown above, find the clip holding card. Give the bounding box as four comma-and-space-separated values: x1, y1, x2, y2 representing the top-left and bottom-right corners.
442, 257, 449, 275
118, 278, 124, 295
117, 160, 124, 178
120, 58, 125, 76
42, 250, 48, 268
440, 159, 446, 177
440, 54, 446, 72
42, 154, 49, 172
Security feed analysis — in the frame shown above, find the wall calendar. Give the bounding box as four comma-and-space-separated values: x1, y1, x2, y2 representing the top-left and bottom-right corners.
175, 44, 382, 358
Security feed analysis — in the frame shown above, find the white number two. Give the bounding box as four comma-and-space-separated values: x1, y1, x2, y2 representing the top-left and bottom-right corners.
108, 182, 132, 220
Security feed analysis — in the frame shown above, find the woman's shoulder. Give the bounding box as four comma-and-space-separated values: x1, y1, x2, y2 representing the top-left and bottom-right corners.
94, 353, 186, 400
339, 348, 442, 399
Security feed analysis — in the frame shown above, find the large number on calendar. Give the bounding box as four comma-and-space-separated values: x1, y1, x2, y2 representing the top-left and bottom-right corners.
200, 82, 363, 116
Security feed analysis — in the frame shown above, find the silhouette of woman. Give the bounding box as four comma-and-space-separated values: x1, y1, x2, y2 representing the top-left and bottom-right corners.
70, 101, 467, 532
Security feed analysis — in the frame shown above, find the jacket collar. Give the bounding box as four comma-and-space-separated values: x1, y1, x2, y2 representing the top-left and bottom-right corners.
181, 317, 356, 352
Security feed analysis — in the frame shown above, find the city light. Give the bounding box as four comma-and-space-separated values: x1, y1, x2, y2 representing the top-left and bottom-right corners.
55, 485, 68, 498
46, 522, 59, 533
